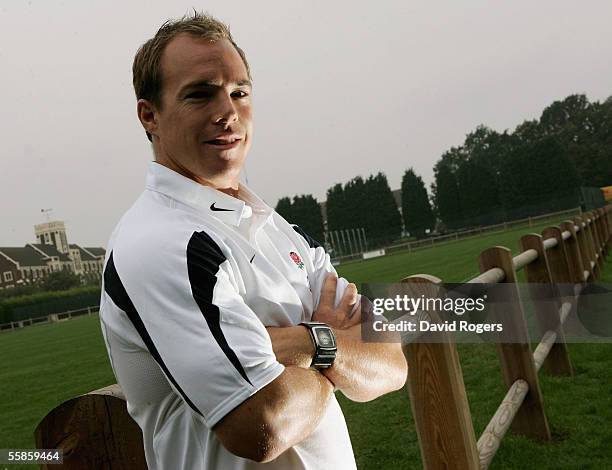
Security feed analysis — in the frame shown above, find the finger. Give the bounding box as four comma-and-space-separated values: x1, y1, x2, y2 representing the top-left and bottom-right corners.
319, 273, 338, 308
348, 295, 363, 320
346, 304, 362, 328
338, 282, 358, 314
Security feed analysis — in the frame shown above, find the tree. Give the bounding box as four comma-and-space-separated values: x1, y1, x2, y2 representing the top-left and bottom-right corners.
537, 94, 612, 186
514, 119, 543, 145
456, 158, 501, 225
401, 168, 435, 238
275, 197, 292, 220
325, 183, 348, 232
432, 150, 464, 229
575, 96, 612, 186
539, 94, 590, 138
363, 173, 402, 246
500, 136, 580, 215
275, 195, 324, 244
342, 176, 368, 229
431, 92, 610, 229
42, 270, 81, 291
325, 173, 401, 248
464, 125, 503, 173
458, 125, 512, 225
290, 195, 325, 244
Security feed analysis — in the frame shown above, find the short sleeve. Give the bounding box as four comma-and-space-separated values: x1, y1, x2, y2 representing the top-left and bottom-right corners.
291, 225, 362, 315
102, 229, 284, 428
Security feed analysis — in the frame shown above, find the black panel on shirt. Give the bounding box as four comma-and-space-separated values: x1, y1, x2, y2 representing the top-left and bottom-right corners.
104, 251, 203, 416
187, 231, 253, 386
292, 225, 322, 249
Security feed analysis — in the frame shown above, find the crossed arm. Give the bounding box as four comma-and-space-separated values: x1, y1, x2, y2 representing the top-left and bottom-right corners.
214, 274, 407, 462
268, 275, 407, 402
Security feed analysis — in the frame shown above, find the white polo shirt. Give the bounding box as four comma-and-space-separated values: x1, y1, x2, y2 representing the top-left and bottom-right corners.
99, 161, 357, 470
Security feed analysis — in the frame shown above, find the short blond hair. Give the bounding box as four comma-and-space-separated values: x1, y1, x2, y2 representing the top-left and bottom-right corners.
132, 12, 250, 141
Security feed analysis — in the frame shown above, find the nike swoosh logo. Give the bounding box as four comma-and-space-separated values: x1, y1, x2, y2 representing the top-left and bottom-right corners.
210, 202, 234, 212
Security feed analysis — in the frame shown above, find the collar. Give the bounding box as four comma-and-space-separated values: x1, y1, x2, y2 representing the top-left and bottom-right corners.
145, 161, 275, 228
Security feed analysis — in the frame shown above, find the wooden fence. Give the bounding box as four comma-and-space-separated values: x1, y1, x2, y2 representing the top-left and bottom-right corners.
333, 206, 581, 263
402, 205, 611, 469
34, 206, 611, 469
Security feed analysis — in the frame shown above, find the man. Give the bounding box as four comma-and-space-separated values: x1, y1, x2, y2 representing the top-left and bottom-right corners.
99, 12, 407, 470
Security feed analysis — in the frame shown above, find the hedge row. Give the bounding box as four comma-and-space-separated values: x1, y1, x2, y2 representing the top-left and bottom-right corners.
0, 286, 101, 323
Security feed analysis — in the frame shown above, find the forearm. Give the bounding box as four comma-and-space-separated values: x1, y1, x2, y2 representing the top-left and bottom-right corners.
322, 325, 408, 402
267, 325, 313, 368
268, 323, 407, 402
215, 365, 334, 462
263, 366, 335, 452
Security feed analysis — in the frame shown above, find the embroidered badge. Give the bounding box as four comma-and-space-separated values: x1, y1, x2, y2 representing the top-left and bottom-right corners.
289, 251, 304, 269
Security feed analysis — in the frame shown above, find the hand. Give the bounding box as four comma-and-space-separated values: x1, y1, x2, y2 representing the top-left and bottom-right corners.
312, 274, 361, 330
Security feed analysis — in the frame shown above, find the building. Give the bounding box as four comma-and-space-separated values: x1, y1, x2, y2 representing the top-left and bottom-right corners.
0, 221, 105, 289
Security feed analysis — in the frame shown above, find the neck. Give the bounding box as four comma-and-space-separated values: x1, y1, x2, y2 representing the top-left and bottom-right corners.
155, 156, 240, 197
217, 186, 241, 199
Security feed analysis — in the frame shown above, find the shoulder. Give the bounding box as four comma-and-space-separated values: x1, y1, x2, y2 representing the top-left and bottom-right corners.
108, 194, 230, 279
291, 224, 322, 249
271, 212, 322, 248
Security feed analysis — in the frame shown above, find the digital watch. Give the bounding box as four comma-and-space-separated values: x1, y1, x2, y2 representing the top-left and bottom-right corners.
299, 322, 337, 369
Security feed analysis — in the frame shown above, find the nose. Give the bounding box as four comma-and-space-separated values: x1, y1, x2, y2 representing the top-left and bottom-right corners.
213, 93, 238, 126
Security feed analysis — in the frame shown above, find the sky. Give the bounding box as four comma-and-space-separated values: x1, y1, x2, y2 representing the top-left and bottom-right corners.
1, 0, 611, 248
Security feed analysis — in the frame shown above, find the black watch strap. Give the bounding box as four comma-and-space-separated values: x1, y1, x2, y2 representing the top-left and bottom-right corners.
299, 322, 337, 369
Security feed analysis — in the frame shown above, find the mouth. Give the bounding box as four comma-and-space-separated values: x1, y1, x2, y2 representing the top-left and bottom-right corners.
204, 136, 243, 150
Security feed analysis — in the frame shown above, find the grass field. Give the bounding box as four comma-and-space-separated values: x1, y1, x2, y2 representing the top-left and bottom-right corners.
0, 218, 610, 469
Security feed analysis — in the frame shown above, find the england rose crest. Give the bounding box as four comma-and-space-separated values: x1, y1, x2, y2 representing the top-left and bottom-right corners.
289, 251, 304, 269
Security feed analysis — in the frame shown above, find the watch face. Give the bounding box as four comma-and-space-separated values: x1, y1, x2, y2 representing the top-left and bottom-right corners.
315, 328, 335, 347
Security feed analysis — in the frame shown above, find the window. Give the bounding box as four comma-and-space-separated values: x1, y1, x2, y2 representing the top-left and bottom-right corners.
3, 272, 13, 282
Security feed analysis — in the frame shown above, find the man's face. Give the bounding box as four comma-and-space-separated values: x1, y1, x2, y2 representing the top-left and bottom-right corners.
148, 34, 253, 187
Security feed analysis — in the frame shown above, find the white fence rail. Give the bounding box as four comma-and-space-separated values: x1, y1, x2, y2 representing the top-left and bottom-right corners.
331, 207, 581, 264
0, 305, 100, 333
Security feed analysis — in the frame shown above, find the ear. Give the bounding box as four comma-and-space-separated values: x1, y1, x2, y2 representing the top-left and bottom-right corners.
137, 99, 159, 140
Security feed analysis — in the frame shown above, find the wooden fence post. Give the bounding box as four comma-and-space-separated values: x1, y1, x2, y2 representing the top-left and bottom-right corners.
598, 208, 608, 252
541, 227, 571, 284
586, 214, 601, 277
607, 207, 612, 245
400, 275, 479, 470
586, 212, 604, 272
580, 215, 597, 277
591, 211, 601, 253
607, 205, 612, 246
600, 208, 609, 253
595, 210, 605, 251
573, 216, 594, 281
605, 207, 611, 246
519, 234, 573, 376
35, 385, 147, 470
595, 209, 608, 258
479, 247, 551, 441
559, 221, 587, 284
